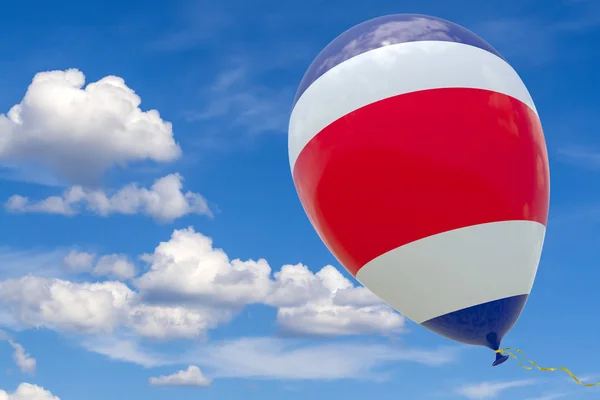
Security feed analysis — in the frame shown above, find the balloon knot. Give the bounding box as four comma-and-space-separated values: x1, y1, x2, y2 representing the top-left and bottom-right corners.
492, 350, 509, 367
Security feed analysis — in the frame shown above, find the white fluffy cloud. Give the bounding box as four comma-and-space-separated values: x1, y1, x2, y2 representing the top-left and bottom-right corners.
127, 304, 230, 340
0, 276, 224, 340
0, 227, 403, 340
0, 69, 180, 184
0, 383, 59, 400
0, 277, 134, 334
267, 264, 404, 336
63, 251, 135, 280
92, 254, 136, 281
149, 366, 212, 387
62, 250, 95, 274
135, 227, 272, 307
456, 380, 537, 399
6, 174, 211, 223
8, 340, 36, 375
135, 228, 403, 336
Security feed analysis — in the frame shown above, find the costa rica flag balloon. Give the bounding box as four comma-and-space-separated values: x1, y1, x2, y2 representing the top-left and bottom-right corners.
288, 14, 549, 366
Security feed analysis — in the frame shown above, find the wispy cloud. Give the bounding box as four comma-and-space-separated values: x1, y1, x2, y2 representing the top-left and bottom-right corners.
148, 9, 231, 52
475, 1, 600, 65
83, 335, 458, 382
555, 147, 600, 170
0, 331, 37, 375
183, 66, 294, 144
525, 393, 569, 400
0, 247, 67, 279
8, 340, 36, 375
187, 337, 457, 381
456, 379, 537, 399
81, 336, 172, 368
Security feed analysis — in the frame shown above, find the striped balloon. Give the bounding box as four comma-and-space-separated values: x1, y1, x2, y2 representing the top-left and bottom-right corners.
288, 14, 549, 366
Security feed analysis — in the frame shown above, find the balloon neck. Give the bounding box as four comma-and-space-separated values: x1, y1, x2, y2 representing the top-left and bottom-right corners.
492, 351, 509, 367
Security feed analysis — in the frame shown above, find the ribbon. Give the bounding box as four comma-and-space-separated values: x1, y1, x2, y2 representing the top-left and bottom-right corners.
495, 348, 597, 387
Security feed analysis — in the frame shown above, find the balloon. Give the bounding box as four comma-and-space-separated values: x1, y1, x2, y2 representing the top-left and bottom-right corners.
288, 14, 549, 366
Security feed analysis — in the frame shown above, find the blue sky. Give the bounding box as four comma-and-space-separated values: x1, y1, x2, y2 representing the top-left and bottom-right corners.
0, 0, 598, 399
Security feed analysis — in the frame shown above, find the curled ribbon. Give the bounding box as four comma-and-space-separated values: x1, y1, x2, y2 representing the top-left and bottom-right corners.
495, 348, 598, 387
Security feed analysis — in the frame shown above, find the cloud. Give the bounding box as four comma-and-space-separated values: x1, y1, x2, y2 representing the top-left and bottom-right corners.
0, 247, 66, 280
184, 67, 292, 142
63, 251, 135, 280
188, 337, 456, 380
475, 17, 555, 65
127, 303, 230, 340
456, 380, 537, 399
573, 373, 600, 384
63, 250, 95, 274
149, 365, 212, 387
7, 340, 36, 375
474, 1, 600, 66
556, 147, 600, 169
81, 336, 170, 368
0, 383, 59, 400
0, 69, 181, 184
0, 277, 134, 334
83, 335, 457, 381
0, 333, 37, 375
267, 264, 404, 336
147, 0, 232, 52
134, 227, 273, 306
0, 225, 456, 384
0, 276, 227, 340
6, 174, 212, 223
525, 394, 568, 400
0, 227, 402, 341
92, 255, 136, 281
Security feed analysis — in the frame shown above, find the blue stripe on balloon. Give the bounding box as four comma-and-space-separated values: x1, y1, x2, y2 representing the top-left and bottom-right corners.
293, 14, 505, 108
420, 294, 529, 351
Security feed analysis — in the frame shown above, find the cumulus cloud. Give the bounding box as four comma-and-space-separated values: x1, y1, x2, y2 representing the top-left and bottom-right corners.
149, 365, 212, 387
0, 277, 134, 334
0, 383, 59, 400
63, 250, 95, 274
6, 173, 211, 223
267, 264, 404, 336
456, 380, 537, 399
92, 254, 136, 281
8, 340, 36, 375
63, 251, 135, 280
0, 276, 227, 340
0, 227, 402, 341
128, 304, 230, 340
135, 227, 402, 336
134, 227, 272, 306
0, 69, 181, 184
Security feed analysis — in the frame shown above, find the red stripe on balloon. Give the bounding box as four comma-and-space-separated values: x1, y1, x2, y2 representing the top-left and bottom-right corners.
292, 87, 549, 276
